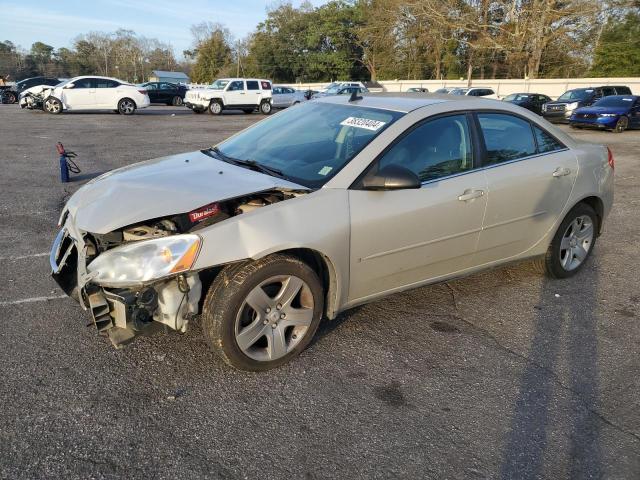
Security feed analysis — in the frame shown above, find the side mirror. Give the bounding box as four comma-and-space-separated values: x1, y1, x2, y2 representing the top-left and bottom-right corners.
361, 165, 421, 191
64, 83, 75, 89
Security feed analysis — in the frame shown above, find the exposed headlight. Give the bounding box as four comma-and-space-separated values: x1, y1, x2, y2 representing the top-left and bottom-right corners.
542, 104, 547, 112
88, 234, 201, 287
599, 113, 618, 117
567, 102, 579, 110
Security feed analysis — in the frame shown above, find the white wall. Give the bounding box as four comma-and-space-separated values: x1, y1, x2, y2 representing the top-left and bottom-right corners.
280, 78, 640, 99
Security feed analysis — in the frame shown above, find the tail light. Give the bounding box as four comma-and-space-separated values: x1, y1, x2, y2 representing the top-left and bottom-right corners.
607, 146, 615, 170
138, 89, 148, 95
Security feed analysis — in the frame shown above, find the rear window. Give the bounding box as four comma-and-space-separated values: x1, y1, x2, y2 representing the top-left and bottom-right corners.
247, 80, 259, 90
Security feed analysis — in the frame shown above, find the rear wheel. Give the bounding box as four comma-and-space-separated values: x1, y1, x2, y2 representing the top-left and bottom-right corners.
118, 98, 136, 115
171, 95, 183, 106
614, 116, 628, 133
3, 91, 16, 104
260, 100, 272, 115
535, 203, 597, 279
202, 254, 324, 371
208, 100, 223, 115
43, 96, 62, 114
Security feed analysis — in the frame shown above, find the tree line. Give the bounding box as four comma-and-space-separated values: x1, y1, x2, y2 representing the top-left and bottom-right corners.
1, 1, 639, 84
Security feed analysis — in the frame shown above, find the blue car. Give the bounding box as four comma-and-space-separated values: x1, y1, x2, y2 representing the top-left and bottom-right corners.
570, 95, 640, 133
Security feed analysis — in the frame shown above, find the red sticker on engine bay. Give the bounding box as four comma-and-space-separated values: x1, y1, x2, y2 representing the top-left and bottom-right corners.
189, 203, 220, 223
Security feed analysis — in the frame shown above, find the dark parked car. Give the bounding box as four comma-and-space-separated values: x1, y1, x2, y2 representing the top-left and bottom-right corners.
139, 82, 188, 106
502, 92, 551, 115
2, 76, 62, 104
406, 87, 429, 93
542, 85, 632, 123
569, 95, 640, 133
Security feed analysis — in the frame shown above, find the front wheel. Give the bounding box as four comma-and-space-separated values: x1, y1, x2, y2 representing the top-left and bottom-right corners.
208, 100, 223, 115
43, 96, 62, 114
118, 98, 136, 115
202, 254, 324, 371
259, 100, 272, 115
536, 203, 597, 279
613, 116, 628, 133
171, 95, 183, 106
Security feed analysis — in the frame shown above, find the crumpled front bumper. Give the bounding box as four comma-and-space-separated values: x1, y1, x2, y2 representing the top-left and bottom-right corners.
50, 220, 202, 348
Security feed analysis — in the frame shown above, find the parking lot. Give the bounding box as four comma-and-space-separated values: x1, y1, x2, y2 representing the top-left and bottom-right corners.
1, 104, 639, 479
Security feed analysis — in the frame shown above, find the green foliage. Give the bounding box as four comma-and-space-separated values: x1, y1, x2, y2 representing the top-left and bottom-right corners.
591, 12, 640, 77
190, 27, 233, 83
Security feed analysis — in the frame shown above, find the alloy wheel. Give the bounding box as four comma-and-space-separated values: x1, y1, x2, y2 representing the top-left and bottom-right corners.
559, 215, 594, 271
234, 275, 314, 362
120, 100, 135, 114
615, 116, 628, 133
44, 98, 60, 113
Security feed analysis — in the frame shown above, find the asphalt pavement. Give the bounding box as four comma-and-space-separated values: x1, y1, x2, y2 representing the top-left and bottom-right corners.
1, 104, 639, 479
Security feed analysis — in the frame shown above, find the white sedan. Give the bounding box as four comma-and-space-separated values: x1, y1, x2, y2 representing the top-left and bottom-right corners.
36, 76, 150, 115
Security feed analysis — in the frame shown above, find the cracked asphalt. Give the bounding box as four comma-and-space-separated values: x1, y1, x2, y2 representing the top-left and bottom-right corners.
1, 104, 639, 479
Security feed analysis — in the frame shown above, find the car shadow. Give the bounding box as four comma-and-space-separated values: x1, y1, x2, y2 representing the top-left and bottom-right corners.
69, 171, 107, 182
500, 265, 602, 478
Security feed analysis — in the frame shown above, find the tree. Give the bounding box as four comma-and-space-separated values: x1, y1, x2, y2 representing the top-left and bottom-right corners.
591, 11, 640, 76
189, 23, 233, 82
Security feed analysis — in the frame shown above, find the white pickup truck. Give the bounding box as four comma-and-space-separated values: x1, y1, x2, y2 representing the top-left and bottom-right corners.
184, 78, 273, 115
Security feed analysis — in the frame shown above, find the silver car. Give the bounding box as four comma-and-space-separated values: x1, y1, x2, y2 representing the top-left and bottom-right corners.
271, 86, 306, 108
51, 95, 614, 371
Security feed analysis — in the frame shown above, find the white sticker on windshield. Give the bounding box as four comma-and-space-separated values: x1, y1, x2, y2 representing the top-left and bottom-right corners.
340, 117, 386, 131
318, 166, 333, 176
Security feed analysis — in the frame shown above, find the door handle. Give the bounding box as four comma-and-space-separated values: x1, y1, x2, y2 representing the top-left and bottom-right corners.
552, 167, 571, 177
458, 189, 484, 201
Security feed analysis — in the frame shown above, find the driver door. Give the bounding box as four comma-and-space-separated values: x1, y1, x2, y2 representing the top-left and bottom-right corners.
61, 77, 96, 109
225, 80, 246, 106
348, 113, 488, 302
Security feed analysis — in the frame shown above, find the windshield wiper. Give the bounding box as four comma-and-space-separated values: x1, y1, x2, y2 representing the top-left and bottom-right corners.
208, 147, 288, 180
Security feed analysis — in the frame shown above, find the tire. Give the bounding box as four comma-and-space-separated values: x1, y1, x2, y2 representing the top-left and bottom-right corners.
208, 99, 223, 115
243, 108, 254, 114
535, 203, 598, 279
3, 91, 16, 104
260, 100, 272, 115
202, 254, 324, 371
118, 98, 136, 115
43, 96, 62, 114
171, 95, 183, 106
613, 116, 628, 133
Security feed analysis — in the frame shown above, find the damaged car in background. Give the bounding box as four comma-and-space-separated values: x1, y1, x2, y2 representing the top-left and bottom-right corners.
51, 95, 613, 371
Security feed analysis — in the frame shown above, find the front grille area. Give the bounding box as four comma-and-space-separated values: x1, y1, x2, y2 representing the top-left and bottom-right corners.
547, 104, 566, 112
577, 113, 598, 119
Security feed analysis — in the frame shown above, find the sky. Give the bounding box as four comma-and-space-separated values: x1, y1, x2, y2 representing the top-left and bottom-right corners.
0, 0, 325, 56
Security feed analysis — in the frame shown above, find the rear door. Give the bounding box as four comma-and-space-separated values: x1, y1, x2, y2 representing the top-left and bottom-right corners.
474, 112, 577, 264
62, 77, 96, 109
246, 80, 262, 105
629, 98, 640, 127
94, 78, 121, 107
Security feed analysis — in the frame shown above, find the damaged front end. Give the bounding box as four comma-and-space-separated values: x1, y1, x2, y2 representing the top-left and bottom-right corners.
51, 189, 301, 348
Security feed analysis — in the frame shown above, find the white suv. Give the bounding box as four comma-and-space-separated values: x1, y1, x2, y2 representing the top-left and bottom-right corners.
34, 76, 150, 115
184, 78, 273, 115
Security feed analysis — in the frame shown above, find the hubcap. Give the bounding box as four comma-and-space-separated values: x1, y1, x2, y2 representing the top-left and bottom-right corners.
262, 103, 271, 113
45, 99, 59, 112
559, 215, 594, 271
234, 275, 314, 362
121, 101, 134, 113
211, 103, 221, 113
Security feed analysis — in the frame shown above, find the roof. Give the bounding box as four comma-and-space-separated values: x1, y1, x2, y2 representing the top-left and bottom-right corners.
314, 92, 476, 113
151, 71, 189, 79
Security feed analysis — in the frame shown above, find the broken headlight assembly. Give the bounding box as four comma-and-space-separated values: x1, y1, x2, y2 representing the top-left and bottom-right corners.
87, 234, 201, 287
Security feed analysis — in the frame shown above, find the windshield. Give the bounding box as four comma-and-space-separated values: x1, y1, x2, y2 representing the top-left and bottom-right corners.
210, 79, 230, 90
593, 96, 636, 107
214, 102, 404, 188
558, 89, 593, 101
325, 85, 342, 94
504, 93, 529, 101
450, 88, 468, 95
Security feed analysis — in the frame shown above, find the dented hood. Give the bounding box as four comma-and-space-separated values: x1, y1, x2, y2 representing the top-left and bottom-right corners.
65, 150, 307, 234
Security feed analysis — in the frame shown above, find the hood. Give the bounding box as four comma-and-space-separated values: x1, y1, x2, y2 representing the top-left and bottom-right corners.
574, 105, 629, 115
65, 150, 308, 234
21, 84, 54, 96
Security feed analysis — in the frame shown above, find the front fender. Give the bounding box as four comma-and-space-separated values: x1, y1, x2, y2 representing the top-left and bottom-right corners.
192, 188, 351, 314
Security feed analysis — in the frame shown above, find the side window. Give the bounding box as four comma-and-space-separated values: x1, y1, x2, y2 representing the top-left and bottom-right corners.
227, 81, 245, 91
602, 87, 616, 96
261, 81, 271, 90
145, 83, 157, 91
96, 79, 118, 88
246, 80, 259, 90
272, 87, 281, 94
287, 88, 295, 94
477, 113, 536, 165
160, 83, 173, 90
378, 114, 474, 182
533, 126, 565, 153
73, 78, 94, 88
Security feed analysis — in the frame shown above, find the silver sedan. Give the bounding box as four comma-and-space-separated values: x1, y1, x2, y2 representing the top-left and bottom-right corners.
51, 95, 614, 370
